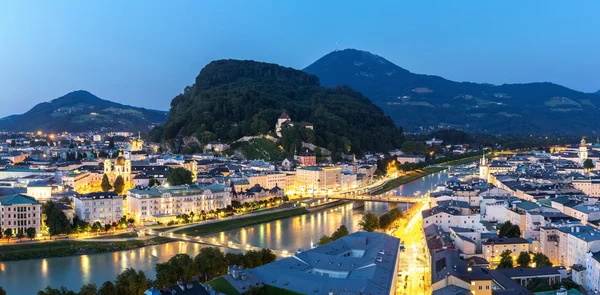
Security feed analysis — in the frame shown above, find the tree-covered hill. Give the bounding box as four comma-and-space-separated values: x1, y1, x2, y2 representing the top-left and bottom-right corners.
157, 59, 404, 155
0, 90, 167, 132
304, 49, 600, 134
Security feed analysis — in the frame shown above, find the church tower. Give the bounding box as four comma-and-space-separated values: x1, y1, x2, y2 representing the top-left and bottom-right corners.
479, 152, 489, 181
579, 137, 588, 161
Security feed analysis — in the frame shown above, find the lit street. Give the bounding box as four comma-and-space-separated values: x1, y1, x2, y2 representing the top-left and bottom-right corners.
393, 201, 430, 295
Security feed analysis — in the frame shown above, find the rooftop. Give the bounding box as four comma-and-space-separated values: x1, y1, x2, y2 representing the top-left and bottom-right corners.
253, 232, 400, 295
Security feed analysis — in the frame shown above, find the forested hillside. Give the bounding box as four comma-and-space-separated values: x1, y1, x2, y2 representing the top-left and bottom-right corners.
155, 59, 404, 156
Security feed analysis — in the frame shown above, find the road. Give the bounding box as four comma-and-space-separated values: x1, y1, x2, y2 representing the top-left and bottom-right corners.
393, 201, 431, 295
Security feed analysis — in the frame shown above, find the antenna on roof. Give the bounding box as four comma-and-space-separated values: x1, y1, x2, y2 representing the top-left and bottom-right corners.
335, 41, 338, 52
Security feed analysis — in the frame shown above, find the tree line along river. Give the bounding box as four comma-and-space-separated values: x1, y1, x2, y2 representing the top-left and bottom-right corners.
0, 169, 451, 294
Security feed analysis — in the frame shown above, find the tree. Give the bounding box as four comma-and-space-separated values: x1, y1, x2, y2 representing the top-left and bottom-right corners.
114, 268, 150, 295
193, 247, 228, 280
498, 250, 514, 268
331, 225, 349, 241
155, 254, 198, 287
532, 253, 552, 267
4, 228, 13, 241
516, 252, 531, 268
166, 167, 193, 186
498, 221, 521, 238
91, 222, 102, 234
148, 178, 160, 187
44, 201, 70, 237
26, 227, 36, 240
358, 212, 380, 232
113, 175, 125, 195
0, 286, 5, 295
98, 281, 117, 295
318, 235, 333, 246
37, 286, 76, 295
104, 224, 111, 233
77, 284, 98, 295
584, 158, 595, 171
101, 174, 112, 192
16, 231, 24, 240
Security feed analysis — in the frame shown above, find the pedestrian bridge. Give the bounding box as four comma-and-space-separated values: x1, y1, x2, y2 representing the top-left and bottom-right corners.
143, 229, 293, 257
328, 194, 424, 203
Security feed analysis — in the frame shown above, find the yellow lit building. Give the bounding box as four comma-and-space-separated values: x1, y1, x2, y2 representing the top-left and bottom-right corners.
295, 166, 341, 194
103, 149, 132, 188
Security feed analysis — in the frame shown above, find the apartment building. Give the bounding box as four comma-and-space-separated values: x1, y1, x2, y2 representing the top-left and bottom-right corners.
294, 166, 341, 193
127, 184, 231, 225
73, 192, 123, 224
0, 194, 42, 234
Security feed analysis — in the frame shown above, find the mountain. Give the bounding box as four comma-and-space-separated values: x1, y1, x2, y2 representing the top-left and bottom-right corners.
0, 90, 167, 132
157, 59, 403, 155
304, 49, 600, 134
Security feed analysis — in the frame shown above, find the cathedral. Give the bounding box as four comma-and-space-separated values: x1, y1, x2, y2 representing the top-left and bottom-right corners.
104, 149, 132, 185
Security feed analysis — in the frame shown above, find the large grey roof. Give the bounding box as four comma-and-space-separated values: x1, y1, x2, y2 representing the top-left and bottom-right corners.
253, 232, 400, 295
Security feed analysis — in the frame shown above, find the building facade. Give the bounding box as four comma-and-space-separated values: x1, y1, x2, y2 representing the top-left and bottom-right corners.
0, 194, 42, 235
73, 192, 124, 224
127, 184, 231, 224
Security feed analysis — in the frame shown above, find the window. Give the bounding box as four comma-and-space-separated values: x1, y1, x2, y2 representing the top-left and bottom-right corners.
478, 286, 482, 290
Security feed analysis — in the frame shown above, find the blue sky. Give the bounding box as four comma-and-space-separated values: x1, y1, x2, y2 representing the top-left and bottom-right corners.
1, 1, 599, 116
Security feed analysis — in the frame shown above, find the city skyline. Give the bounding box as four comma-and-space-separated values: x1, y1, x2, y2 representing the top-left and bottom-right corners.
1, 1, 600, 117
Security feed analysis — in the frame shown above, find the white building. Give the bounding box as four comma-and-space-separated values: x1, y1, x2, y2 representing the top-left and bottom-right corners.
396, 155, 425, 164
74, 192, 124, 224
0, 194, 42, 235
422, 206, 481, 232
127, 184, 231, 225
585, 252, 600, 294
295, 166, 341, 193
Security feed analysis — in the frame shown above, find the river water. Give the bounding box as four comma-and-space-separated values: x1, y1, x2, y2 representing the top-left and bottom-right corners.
0, 169, 450, 294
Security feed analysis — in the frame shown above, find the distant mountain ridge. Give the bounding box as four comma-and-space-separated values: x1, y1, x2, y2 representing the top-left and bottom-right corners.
304, 49, 600, 134
0, 90, 167, 132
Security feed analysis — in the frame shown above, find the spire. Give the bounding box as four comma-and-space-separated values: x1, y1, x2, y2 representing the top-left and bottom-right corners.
138, 131, 141, 140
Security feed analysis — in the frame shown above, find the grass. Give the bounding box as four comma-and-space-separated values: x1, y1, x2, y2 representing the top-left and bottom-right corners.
229, 138, 284, 160
0, 237, 171, 261
174, 208, 308, 236
87, 232, 139, 239
207, 277, 240, 295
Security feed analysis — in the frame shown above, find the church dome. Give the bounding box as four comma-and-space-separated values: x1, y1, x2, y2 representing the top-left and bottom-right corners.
115, 149, 126, 166
115, 155, 126, 166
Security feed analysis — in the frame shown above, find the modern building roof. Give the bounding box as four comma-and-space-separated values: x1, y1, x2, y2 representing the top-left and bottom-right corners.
0, 194, 40, 205
253, 232, 400, 295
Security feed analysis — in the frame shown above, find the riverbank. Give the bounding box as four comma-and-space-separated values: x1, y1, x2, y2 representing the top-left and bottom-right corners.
173, 207, 309, 236
371, 155, 481, 195
0, 236, 172, 262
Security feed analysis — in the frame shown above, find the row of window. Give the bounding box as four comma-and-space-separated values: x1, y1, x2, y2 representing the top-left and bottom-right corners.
1, 219, 37, 226
2, 213, 36, 218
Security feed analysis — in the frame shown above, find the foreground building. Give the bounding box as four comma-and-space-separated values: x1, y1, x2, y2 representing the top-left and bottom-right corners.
0, 194, 42, 234
127, 184, 231, 224
253, 231, 400, 295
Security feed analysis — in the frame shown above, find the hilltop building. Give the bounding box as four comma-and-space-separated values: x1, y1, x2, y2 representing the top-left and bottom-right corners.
275, 112, 313, 137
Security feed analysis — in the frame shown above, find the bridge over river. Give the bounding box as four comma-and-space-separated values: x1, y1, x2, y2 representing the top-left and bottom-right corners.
328, 194, 427, 203
144, 229, 293, 257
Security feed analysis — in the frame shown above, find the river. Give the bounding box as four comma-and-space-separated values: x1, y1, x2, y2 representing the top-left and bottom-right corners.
0, 168, 451, 294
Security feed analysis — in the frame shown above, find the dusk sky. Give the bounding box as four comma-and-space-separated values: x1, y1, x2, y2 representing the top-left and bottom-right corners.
1, 1, 599, 117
